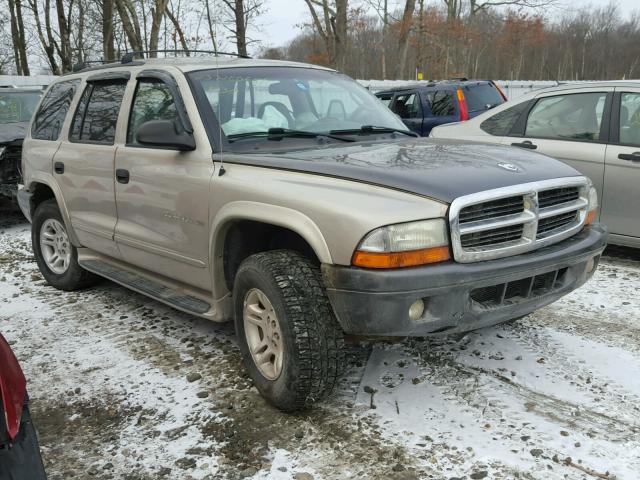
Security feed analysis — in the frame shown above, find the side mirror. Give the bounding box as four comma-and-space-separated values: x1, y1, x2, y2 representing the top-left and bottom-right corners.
136, 120, 196, 151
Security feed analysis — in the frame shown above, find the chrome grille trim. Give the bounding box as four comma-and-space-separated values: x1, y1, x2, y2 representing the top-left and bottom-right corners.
449, 177, 590, 263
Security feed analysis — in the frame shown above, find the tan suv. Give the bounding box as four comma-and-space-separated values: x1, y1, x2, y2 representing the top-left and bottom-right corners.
18, 54, 607, 410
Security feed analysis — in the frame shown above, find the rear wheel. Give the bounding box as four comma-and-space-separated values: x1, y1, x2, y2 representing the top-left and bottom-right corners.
32, 199, 99, 291
233, 250, 345, 411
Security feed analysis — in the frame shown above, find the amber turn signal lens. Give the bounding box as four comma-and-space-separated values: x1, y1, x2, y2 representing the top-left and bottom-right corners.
585, 210, 596, 225
352, 246, 451, 269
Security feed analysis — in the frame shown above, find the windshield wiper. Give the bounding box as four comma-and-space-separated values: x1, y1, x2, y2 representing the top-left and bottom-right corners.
329, 125, 418, 137
227, 128, 355, 143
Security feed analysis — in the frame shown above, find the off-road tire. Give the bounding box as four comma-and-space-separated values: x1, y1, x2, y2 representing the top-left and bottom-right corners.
32, 199, 99, 291
233, 250, 345, 411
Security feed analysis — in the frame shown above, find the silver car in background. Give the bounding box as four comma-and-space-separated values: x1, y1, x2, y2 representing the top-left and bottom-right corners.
430, 81, 640, 248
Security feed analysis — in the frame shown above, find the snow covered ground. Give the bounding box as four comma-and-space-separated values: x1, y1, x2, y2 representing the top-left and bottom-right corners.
1, 209, 639, 480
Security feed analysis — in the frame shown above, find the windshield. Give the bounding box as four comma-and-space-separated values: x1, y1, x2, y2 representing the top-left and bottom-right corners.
0, 91, 42, 124
188, 67, 408, 139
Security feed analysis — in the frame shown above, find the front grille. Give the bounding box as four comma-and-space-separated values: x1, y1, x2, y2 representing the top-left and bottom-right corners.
470, 267, 569, 307
461, 224, 524, 248
537, 211, 579, 238
538, 187, 579, 209
450, 178, 589, 263
0, 144, 22, 183
459, 196, 524, 223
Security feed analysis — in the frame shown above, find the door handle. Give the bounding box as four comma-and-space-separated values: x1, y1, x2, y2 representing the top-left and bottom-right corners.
511, 141, 537, 150
618, 152, 640, 163
116, 169, 130, 184
54, 162, 64, 174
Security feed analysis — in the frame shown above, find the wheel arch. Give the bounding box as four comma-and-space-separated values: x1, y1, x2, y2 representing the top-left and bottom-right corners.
210, 201, 333, 299
25, 177, 81, 247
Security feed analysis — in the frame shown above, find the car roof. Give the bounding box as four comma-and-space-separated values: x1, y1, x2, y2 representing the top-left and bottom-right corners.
59, 56, 336, 81
376, 79, 494, 95
527, 80, 640, 95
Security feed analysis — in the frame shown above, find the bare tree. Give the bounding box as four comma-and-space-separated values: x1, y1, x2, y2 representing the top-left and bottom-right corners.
396, 0, 416, 78
115, 0, 144, 52
102, 0, 116, 60
7, 0, 30, 75
221, 0, 263, 56
303, 0, 349, 70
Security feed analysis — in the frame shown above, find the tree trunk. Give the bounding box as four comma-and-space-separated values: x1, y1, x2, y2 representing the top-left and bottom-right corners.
55, 0, 73, 72
8, 0, 30, 75
396, 0, 416, 79
166, 7, 189, 53
333, 0, 348, 70
149, 0, 170, 57
204, 0, 219, 53
115, 0, 144, 53
102, 0, 115, 60
234, 0, 247, 56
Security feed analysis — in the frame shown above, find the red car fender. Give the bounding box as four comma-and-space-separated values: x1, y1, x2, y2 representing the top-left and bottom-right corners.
0, 334, 27, 441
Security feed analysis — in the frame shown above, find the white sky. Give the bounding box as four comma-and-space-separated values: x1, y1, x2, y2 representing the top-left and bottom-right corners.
254, 0, 640, 53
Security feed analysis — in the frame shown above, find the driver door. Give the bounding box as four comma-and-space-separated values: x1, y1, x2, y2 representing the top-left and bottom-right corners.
114, 74, 214, 290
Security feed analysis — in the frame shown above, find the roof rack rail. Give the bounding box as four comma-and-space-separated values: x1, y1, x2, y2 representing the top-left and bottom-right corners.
72, 60, 120, 72
121, 50, 251, 64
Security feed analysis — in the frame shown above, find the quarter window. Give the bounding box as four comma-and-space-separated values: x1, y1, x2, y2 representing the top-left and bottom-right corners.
619, 93, 640, 147
127, 80, 179, 145
426, 91, 455, 117
480, 101, 530, 136
32, 80, 79, 141
525, 92, 607, 142
70, 81, 126, 145
391, 93, 422, 119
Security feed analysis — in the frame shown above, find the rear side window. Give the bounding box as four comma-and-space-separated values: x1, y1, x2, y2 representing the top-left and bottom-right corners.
127, 80, 179, 145
619, 92, 640, 146
70, 81, 126, 144
391, 93, 422, 119
480, 101, 530, 136
32, 80, 79, 140
426, 91, 455, 117
525, 92, 607, 142
464, 84, 504, 112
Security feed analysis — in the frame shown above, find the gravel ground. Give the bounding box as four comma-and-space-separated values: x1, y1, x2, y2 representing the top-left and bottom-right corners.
1, 207, 639, 480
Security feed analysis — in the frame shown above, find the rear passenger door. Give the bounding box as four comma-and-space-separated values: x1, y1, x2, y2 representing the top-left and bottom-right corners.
389, 92, 424, 135
423, 90, 457, 135
54, 74, 129, 259
114, 72, 214, 291
503, 88, 613, 200
600, 89, 640, 241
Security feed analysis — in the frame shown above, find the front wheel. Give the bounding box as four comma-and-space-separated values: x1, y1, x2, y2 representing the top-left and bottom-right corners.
32, 199, 99, 291
233, 250, 345, 411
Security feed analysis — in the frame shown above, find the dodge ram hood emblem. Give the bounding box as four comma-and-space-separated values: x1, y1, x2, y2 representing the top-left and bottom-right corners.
497, 162, 521, 172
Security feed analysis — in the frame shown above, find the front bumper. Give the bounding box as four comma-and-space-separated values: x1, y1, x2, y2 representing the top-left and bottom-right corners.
322, 224, 607, 337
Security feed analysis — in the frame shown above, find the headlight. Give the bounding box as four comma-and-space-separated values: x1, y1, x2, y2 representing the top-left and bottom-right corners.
585, 186, 598, 225
352, 219, 450, 269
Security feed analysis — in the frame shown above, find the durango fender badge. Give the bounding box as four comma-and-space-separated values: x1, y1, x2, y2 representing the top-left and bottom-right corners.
497, 162, 520, 172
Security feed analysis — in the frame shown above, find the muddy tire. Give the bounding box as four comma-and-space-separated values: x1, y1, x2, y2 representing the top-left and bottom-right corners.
233, 250, 345, 411
32, 199, 99, 291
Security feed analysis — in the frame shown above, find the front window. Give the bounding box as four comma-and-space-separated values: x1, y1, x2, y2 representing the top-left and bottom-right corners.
189, 67, 408, 140
0, 91, 42, 125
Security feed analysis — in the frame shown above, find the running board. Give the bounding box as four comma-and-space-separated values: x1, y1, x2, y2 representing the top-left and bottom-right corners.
79, 259, 212, 315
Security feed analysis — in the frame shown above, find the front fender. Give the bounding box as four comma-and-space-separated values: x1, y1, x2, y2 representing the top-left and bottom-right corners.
209, 201, 333, 299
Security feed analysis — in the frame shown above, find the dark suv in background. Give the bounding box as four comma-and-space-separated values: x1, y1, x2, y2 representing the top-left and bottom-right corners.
376, 79, 506, 136
0, 88, 43, 199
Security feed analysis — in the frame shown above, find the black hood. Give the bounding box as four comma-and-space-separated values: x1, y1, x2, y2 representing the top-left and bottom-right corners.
0, 122, 28, 145
226, 138, 582, 203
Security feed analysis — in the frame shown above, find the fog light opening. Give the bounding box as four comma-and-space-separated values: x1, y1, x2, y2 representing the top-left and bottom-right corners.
586, 255, 599, 275
409, 299, 426, 321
